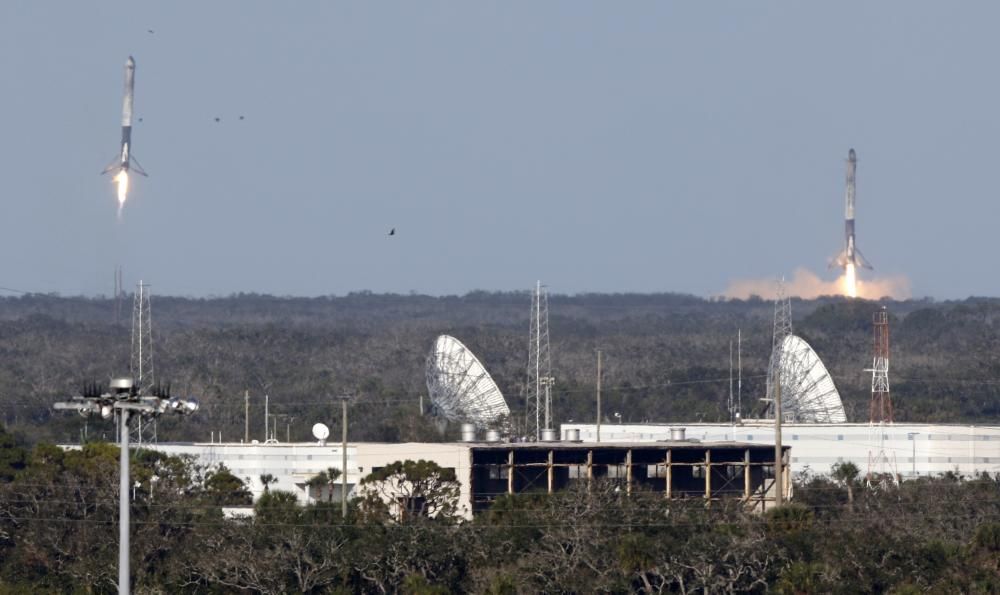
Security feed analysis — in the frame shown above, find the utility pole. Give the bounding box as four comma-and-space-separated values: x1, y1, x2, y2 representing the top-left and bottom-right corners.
774, 374, 783, 506
264, 394, 269, 442
244, 390, 249, 443
596, 350, 602, 443
341, 396, 349, 517
737, 329, 742, 420
541, 376, 555, 430
728, 340, 734, 425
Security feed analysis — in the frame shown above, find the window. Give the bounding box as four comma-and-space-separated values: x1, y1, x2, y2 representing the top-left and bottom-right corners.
837, 435, 844, 441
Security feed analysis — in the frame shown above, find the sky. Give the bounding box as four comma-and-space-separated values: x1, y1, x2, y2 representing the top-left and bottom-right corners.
0, 2, 997, 299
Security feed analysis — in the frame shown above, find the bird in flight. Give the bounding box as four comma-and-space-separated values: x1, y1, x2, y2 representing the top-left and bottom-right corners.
147, 29, 155, 34
214, 117, 221, 122
239, 115, 245, 120
389, 228, 396, 236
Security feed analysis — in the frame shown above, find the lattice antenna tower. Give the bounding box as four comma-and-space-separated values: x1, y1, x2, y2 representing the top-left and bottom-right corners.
525, 281, 552, 440
866, 306, 898, 487
130, 281, 154, 394
870, 307, 892, 423
764, 279, 793, 417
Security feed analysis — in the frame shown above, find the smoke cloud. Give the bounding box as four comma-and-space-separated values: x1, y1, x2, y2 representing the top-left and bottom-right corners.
723, 267, 912, 300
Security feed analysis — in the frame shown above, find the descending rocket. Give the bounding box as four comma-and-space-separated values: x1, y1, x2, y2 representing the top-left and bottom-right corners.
102, 57, 146, 216
830, 148, 871, 271
103, 56, 147, 178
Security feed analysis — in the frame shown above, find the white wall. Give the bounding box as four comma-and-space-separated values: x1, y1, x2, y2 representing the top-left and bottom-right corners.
150, 442, 359, 503
146, 441, 474, 513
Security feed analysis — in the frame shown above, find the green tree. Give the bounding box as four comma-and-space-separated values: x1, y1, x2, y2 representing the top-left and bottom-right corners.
204, 465, 252, 505
831, 460, 860, 511
0, 424, 26, 481
360, 459, 461, 521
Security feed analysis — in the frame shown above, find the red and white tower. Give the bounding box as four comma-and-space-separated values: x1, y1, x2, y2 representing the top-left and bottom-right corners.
870, 307, 892, 423
866, 306, 898, 486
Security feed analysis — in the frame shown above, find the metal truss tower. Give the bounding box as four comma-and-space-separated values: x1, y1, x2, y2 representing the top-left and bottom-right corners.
526, 281, 552, 440
131, 281, 154, 393
866, 306, 898, 487
130, 281, 155, 444
869, 307, 893, 424
764, 279, 793, 418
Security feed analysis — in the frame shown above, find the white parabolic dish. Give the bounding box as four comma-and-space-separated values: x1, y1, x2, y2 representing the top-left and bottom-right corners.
312, 423, 330, 441
425, 335, 510, 426
776, 334, 847, 423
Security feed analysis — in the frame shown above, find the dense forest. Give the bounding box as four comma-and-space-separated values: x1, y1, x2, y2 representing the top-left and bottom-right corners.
1, 291, 999, 445
0, 425, 998, 593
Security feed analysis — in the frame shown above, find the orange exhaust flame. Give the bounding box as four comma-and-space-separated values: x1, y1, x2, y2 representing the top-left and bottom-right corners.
723, 267, 911, 300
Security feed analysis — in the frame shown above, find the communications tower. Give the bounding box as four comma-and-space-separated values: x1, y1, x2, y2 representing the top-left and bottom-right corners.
130, 281, 155, 444
525, 281, 552, 440
866, 306, 898, 486
764, 280, 793, 418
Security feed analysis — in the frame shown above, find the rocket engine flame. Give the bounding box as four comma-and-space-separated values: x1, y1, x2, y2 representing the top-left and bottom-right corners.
113, 170, 129, 218
844, 263, 857, 298
723, 267, 911, 301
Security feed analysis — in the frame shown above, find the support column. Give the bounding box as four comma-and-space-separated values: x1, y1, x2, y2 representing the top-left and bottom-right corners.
744, 449, 751, 502
507, 450, 514, 495
547, 450, 554, 494
625, 449, 633, 494
665, 449, 672, 499
704, 449, 712, 506
586, 450, 593, 490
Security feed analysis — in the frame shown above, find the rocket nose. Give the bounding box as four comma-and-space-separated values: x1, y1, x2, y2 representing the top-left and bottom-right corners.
127, 56, 135, 67
848, 148, 856, 160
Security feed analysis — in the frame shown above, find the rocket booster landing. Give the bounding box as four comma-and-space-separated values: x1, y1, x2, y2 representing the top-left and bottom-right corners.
102, 56, 147, 177
830, 148, 871, 270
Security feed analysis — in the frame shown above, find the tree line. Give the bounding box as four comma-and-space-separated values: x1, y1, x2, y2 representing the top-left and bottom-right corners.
0, 292, 998, 445
0, 425, 998, 593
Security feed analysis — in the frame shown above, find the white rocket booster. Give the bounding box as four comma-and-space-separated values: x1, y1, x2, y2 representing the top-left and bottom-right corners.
830, 148, 871, 270
102, 56, 147, 177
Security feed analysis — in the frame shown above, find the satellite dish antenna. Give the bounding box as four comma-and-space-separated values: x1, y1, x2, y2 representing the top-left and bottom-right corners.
312, 422, 330, 443
425, 335, 510, 427
772, 335, 847, 423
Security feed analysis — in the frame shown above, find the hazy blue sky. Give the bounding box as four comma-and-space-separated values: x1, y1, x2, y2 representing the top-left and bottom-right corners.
1, 2, 996, 298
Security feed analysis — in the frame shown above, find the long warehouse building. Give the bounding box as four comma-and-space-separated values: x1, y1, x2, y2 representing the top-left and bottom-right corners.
560, 422, 1000, 478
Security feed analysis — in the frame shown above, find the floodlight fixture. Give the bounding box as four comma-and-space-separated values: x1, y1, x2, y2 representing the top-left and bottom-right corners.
53, 376, 199, 595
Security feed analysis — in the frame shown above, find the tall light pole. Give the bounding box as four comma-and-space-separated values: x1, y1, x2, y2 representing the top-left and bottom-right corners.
54, 378, 198, 595
907, 432, 920, 477
596, 350, 602, 443
339, 395, 352, 517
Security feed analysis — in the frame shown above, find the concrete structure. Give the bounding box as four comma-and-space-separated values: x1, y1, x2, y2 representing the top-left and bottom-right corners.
138, 438, 790, 515
561, 422, 1000, 478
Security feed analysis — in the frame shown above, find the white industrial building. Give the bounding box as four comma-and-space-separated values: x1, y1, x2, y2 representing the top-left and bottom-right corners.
560, 422, 1000, 478
142, 437, 789, 515
147, 441, 473, 507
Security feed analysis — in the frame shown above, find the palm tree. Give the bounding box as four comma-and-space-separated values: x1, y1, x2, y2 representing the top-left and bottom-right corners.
259, 473, 276, 493
325, 467, 342, 503
831, 461, 859, 512
306, 471, 329, 502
